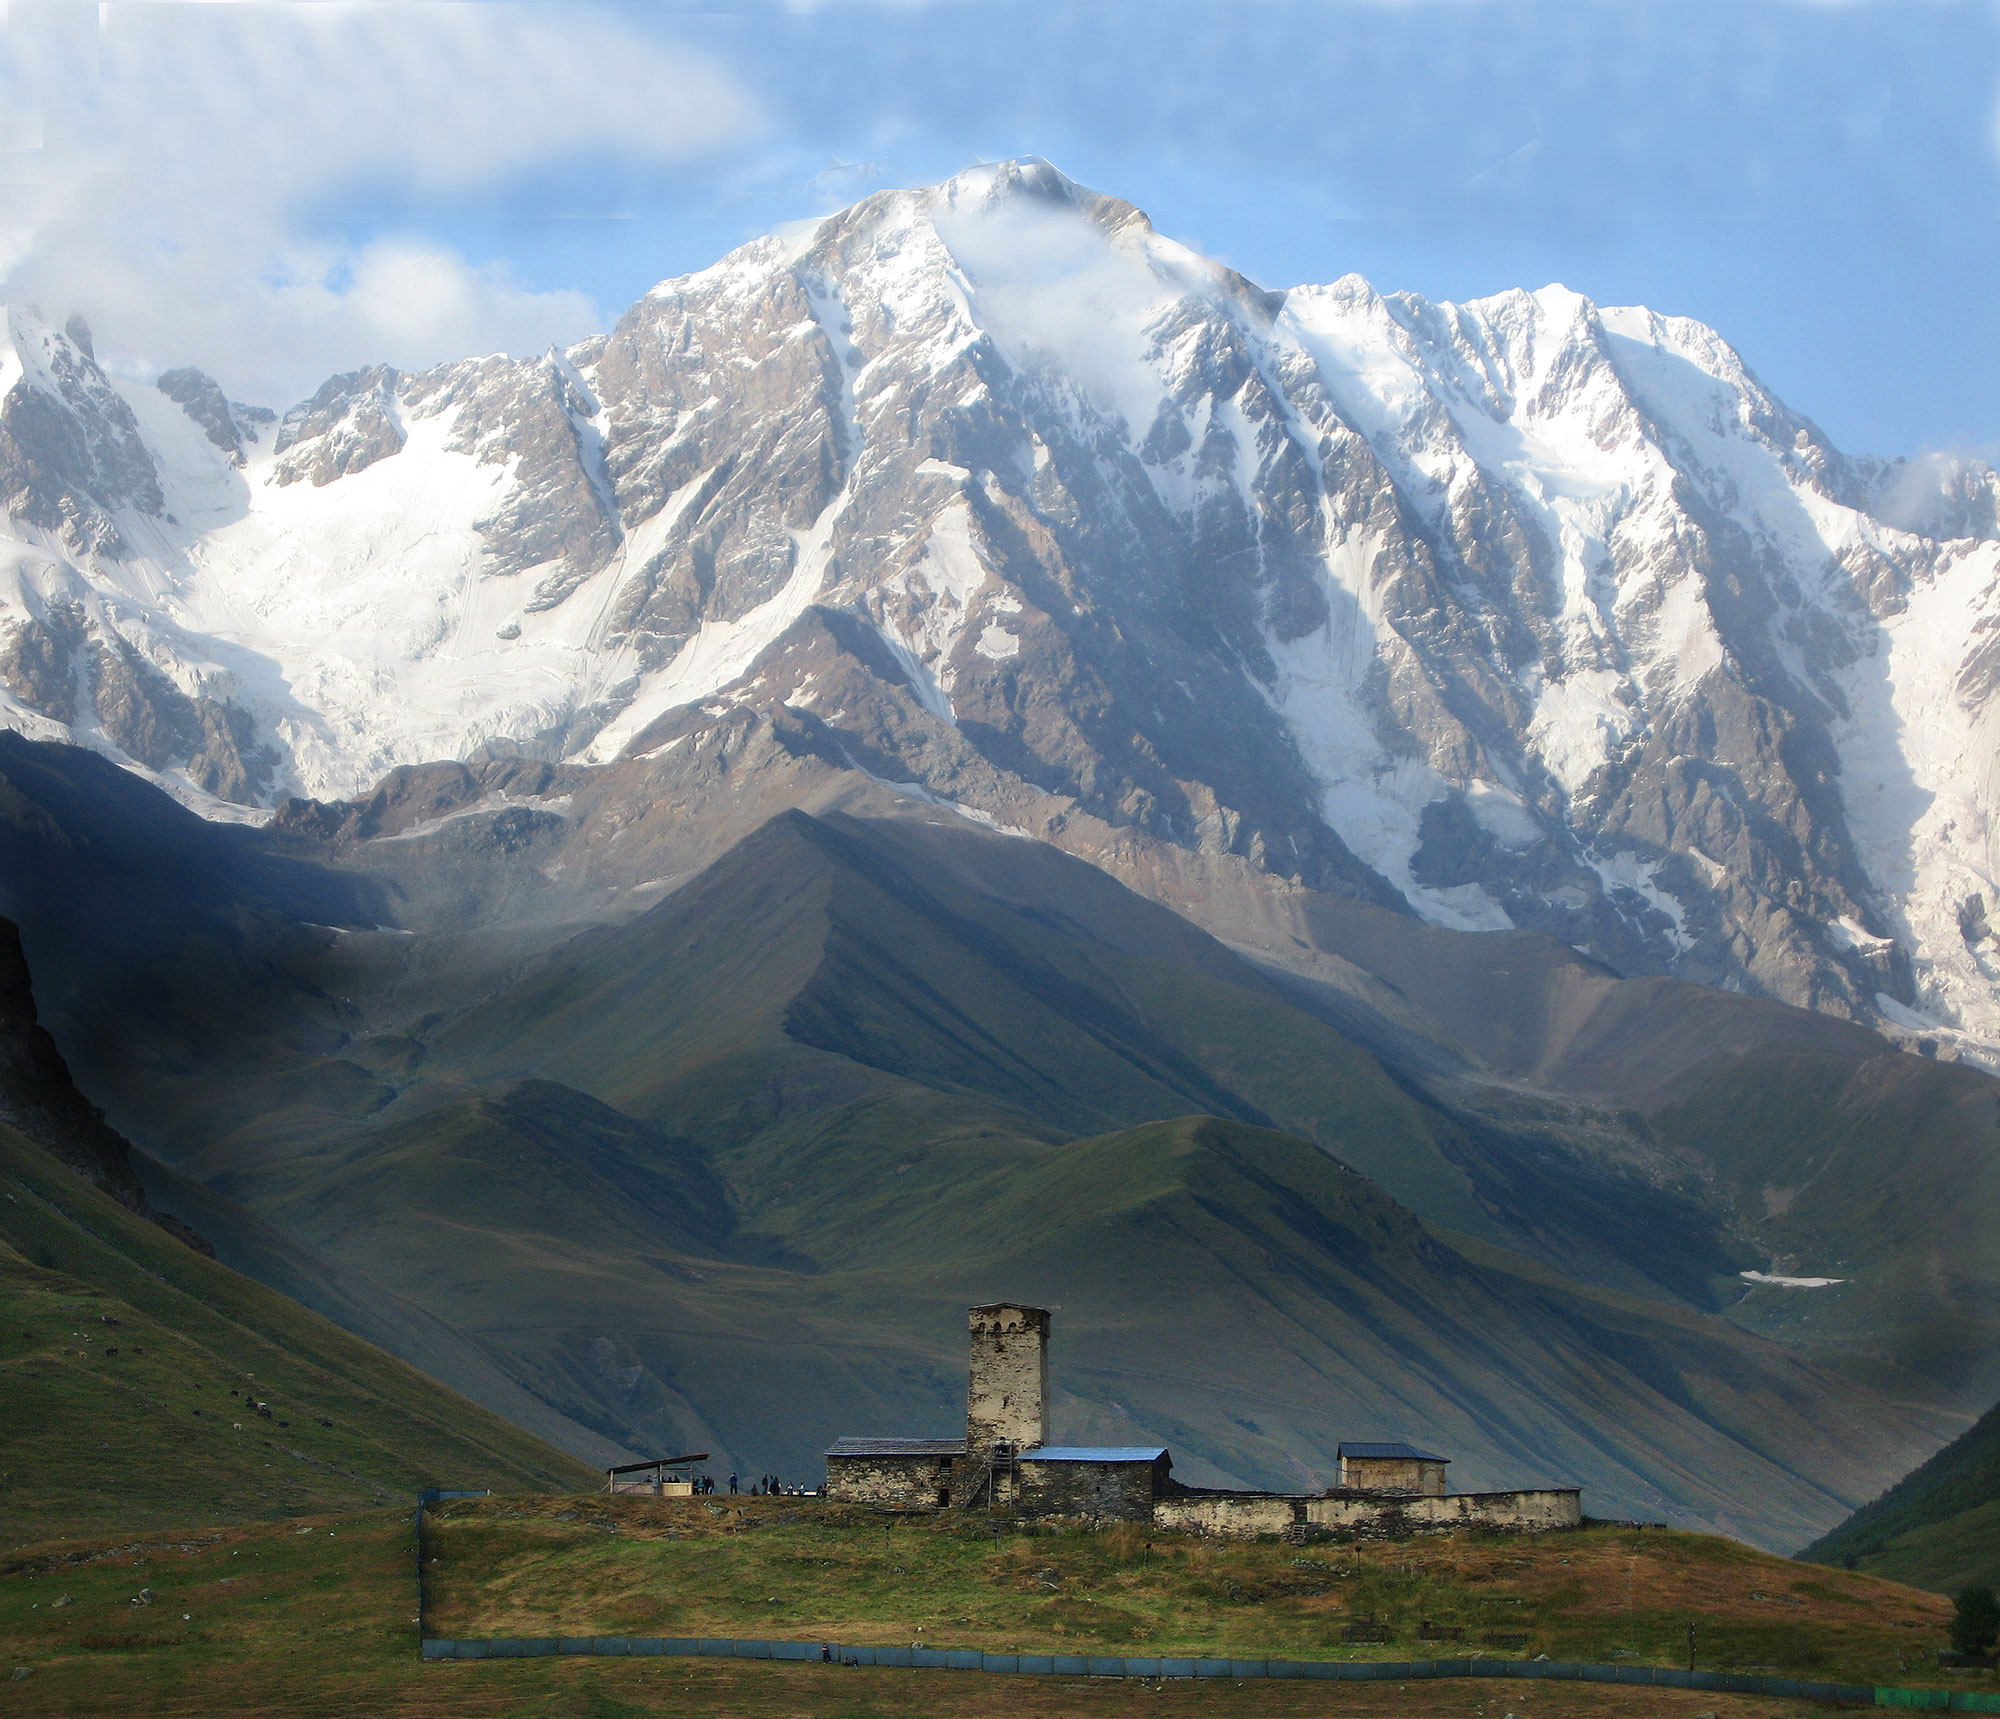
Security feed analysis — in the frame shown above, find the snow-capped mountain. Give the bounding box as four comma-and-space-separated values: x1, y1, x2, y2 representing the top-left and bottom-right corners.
6, 158, 2000, 1052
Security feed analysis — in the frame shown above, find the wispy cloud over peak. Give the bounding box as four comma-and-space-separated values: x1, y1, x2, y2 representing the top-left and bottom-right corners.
1, 1, 762, 403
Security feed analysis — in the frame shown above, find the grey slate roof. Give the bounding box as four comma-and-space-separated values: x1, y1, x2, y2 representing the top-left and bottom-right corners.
1022, 1446, 1170, 1464
1338, 1441, 1447, 1462
824, 1437, 966, 1458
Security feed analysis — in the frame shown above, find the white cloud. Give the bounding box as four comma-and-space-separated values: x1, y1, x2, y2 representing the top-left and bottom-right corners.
0, 1, 762, 404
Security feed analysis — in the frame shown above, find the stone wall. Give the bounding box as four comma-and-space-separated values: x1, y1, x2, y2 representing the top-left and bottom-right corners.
1154, 1494, 1297, 1537
825, 1455, 954, 1509
1364, 1489, 1580, 1533
1155, 1489, 1582, 1540
1017, 1457, 1161, 1523
966, 1304, 1049, 1450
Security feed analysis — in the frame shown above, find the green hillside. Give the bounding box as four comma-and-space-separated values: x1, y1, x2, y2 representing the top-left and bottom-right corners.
1800, 1394, 2000, 1592
0, 1122, 596, 1541
172, 1092, 1954, 1548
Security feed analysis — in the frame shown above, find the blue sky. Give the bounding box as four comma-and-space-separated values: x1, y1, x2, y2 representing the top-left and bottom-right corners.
6, 1, 1995, 457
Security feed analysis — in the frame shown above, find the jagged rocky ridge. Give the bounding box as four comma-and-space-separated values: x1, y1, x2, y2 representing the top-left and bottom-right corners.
4, 161, 2000, 1051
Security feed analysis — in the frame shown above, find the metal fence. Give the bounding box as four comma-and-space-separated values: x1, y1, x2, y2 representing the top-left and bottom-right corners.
417, 1634, 2000, 1708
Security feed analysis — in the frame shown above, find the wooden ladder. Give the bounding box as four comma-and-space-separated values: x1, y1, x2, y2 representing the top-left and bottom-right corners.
961, 1441, 1017, 1509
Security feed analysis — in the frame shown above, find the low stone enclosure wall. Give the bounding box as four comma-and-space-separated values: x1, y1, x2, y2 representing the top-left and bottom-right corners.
418, 1636, 2000, 1709
1153, 1487, 1582, 1540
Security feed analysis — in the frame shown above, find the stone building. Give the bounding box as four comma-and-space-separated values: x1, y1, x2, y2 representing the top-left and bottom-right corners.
816, 1437, 961, 1509
823, 1302, 1582, 1538
966, 1302, 1048, 1450
826, 1301, 1168, 1521
1337, 1442, 1448, 1496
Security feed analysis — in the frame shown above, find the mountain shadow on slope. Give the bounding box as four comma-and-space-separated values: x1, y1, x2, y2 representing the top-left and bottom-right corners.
0, 730, 393, 1119
0, 910, 211, 1252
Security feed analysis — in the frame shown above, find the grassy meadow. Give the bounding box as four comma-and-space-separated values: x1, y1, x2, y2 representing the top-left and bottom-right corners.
421, 1497, 1957, 1684
1, 1499, 1972, 1719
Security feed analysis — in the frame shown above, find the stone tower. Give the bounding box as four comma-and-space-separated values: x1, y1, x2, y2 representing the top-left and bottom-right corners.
965, 1302, 1049, 1453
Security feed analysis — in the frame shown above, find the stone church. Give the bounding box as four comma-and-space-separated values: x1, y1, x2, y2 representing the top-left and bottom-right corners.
824, 1303, 1582, 1537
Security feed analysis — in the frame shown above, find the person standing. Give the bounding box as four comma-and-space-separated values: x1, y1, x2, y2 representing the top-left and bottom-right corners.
728, 1473, 738, 1495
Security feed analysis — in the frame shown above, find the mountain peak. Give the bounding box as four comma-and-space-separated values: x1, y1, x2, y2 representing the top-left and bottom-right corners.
932, 155, 1083, 210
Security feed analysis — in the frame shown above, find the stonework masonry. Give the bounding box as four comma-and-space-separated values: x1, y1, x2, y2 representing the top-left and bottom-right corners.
1154, 1488, 1584, 1541
1337, 1444, 1449, 1496
823, 1438, 962, 1509
827, 1454, 955, 1509
966, 1303, 1048, 1451
1015, 1453, 1167, 1522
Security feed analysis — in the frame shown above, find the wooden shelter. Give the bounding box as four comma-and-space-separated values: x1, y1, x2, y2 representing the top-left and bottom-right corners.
605, 1452, 708, 1496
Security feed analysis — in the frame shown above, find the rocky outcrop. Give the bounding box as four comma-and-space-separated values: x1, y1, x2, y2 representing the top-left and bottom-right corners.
402, 351, 622, 600
0, 310, 162, 556
0, 587, 272, 802
156, 366, 272, 466
271, 365, 406, 487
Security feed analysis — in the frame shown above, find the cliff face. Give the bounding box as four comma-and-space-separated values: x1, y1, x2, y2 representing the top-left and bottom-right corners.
0, 912, 207, 1251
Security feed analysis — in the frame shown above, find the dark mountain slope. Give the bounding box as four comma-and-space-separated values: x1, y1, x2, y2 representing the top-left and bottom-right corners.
1801, 1393, 2000, 1593
4, 729, 1984, 1389
922, 1115, 1940, 1543
415, 807, 1766, 1309
132, 1149, 640, 1467
435, 810, 1466, 1185
123, 813, 1952, 1545
0, 912, 599, 1538
0, 730, 392, 1134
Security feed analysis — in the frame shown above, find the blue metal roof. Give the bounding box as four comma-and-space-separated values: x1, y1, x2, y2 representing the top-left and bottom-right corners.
1338, 1442, 1447, 1462
1021, 1446, 1169, 1464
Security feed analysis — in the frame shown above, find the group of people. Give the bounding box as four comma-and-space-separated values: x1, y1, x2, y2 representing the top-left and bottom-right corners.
724, 1472, 814, 1497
